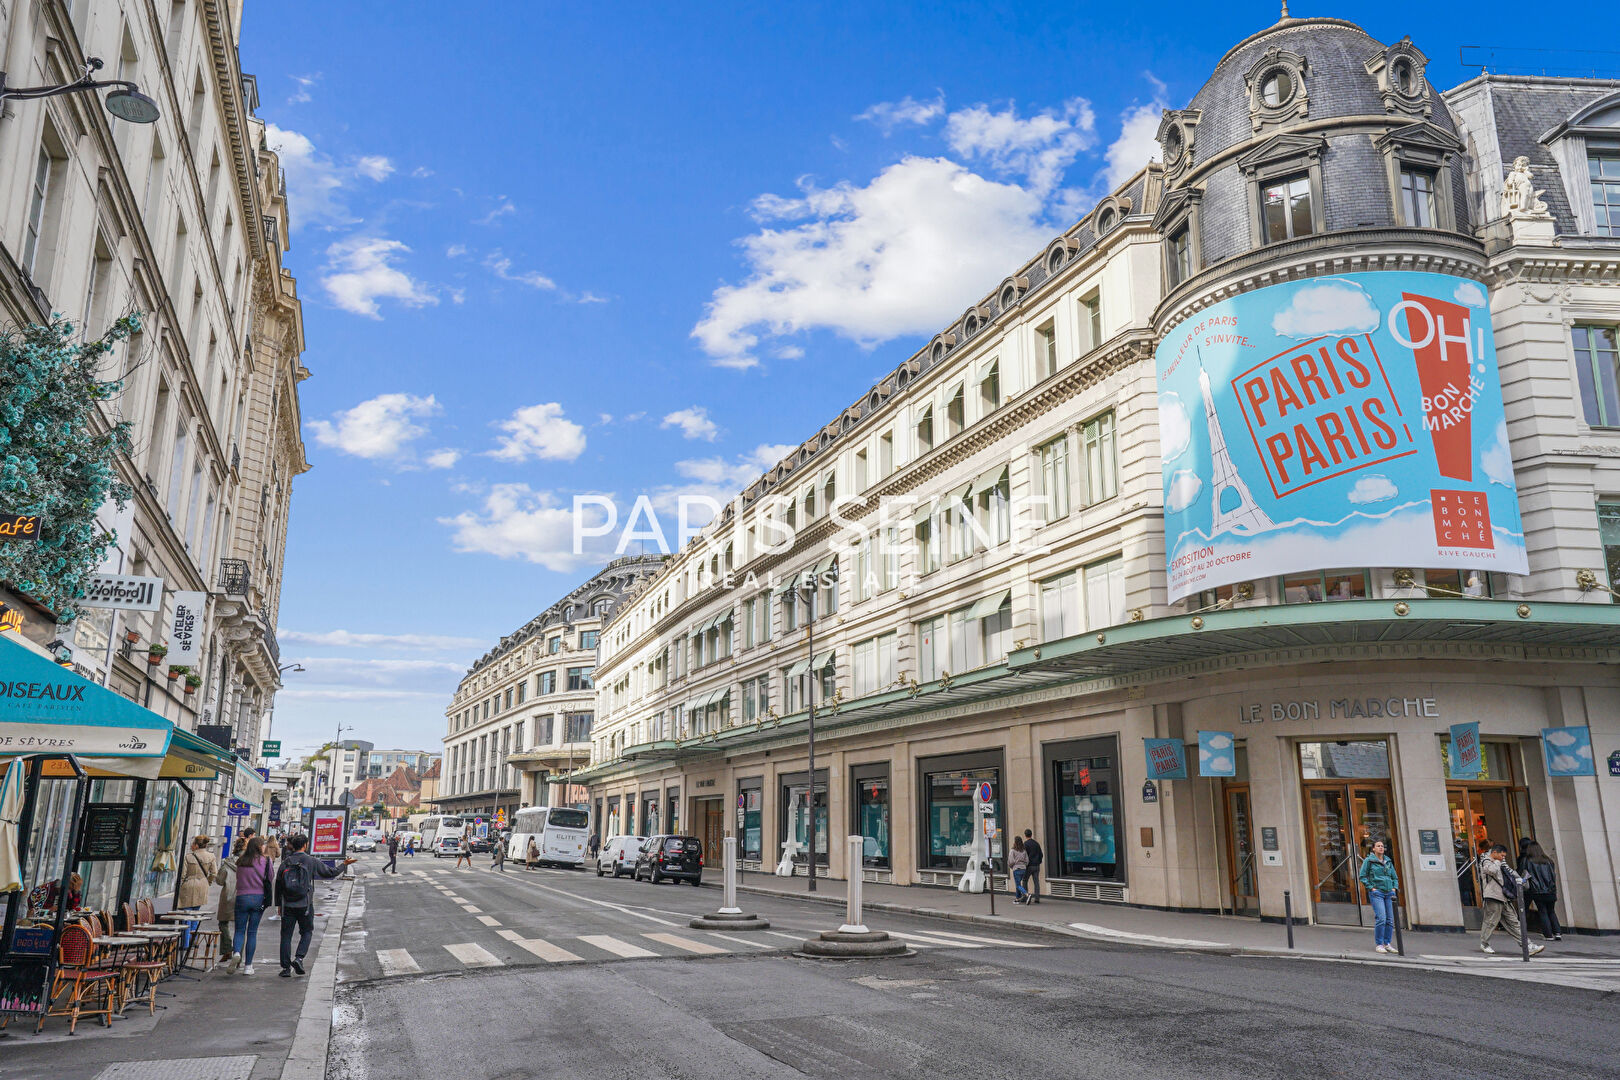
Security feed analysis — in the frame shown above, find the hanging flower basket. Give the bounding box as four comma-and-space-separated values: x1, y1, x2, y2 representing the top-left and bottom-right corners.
124, 629, 141, 644
182, 674, 200, 694
165, 667, 182, 681
146, 643, 167, 665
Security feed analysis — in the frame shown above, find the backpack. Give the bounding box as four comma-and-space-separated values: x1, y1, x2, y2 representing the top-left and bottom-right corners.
1497, 862, 1519, 901
279, 857, 313, 906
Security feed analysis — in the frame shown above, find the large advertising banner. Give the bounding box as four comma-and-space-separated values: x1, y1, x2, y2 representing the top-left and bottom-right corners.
1155, 271, 1527, 602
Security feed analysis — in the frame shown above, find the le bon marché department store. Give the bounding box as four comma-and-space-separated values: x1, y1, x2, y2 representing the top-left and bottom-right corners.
576, 15, 1620, 936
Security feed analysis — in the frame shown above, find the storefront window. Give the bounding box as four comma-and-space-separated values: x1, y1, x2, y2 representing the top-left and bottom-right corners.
1299, 740, 1390, 779
642, 793, 660, 835
739, 780, 763, 861
922, 765, 1001, 870
606, 795, 620, 837
666, 786, 680, 833
853, 768, 890, 869
1440, 739, 1514, 781
130, 782, 179, 905
779, 772, 828, 865
1424, 568, 1491, 598
1048, 738, 1121, 882
78, 779, 135, 912
1281, 569, 1367, 603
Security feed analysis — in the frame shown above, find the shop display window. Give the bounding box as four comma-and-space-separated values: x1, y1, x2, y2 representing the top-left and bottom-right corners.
922, 766, 1001, 870
853, 768, 890, 868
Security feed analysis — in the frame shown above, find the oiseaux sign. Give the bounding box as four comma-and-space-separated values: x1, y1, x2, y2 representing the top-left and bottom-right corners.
1154, 271, 1527, 602
79, 574, 164, 612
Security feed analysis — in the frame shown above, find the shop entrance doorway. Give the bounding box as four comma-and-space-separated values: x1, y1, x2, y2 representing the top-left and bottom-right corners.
1223, 784, 1260, 917
1302, 782, 1399, 926
1447, 786, 1528, 930
695, 796, 725, 866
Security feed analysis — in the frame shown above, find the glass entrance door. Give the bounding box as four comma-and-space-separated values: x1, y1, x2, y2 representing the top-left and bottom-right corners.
1448, 786, 1517, 929
696, 797, 724, 868
1304, 783, 1399, 925
1225, 785, 1259, 916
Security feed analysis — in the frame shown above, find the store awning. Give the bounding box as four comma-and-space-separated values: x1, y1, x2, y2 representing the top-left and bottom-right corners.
812, 651, 835, 671
786, 658, 811, 678
911, 500, 936, 526
814, 554, 838, 576
966, 589, 1011, 620
706, 686, 731, 706
44, 726, 234, 781
975, 464, 1008, 493
0, 634, 173, 769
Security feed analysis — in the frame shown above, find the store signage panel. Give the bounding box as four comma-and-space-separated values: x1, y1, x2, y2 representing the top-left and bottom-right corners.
1449, 722, 1482, 779
1541, 726, 1595, 777
78, 574, 164, 611
1154, 271, 1527, 602
0, 514, 41, 541
166, 591, 207, 664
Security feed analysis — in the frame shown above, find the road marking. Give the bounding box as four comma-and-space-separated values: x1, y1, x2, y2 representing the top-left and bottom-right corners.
476, 915, 501, 926
887, 931, 985, 949
766, 931, 807, 941
523, 881, 683, 926
444, 942, 503, 967
512, 937, 585, 963
377, 949, 420, 976
902, 929, 1045, 948
701, 932, 776, 950
1066, 922, 1228, 948
446, 895, 467, 902
460, 904, 482, 914
643, 932, 728, 955
579, 934, 657, 959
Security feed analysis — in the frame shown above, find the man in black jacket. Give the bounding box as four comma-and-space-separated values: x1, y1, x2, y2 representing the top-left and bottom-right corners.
1022, 829, 1043, 904
275, 834, 355, 976
383, 832, 399, 874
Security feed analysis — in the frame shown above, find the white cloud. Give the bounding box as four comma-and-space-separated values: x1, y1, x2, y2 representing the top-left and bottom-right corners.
1205, 733, 1233, 750
355, 155, 395, 181
671, 444, 797, 498
1347, 474, 1398, 504
287, 73, 320, 105
424, 448, 462, 469
856, 94, 945, 133
265, 124, 394, 234
484, 251, 556, 291
662, 407, 719, 441
692, 157, 1049, 368
1104, 101, 1164, 189
1544, 728, 1577, 747
290, 656, 468, 681
776, 345, 805, 360
1481, 419, 1514, 487
576, 292, 608, 304
411, 166, 434, 179
439, 484, 610, 571
1550, 753, 1579, 772
1159, 393, 1191, 461
448, 287, 466, 304
1166, 468, 1202, 513
944, 97, 1095, 194
307, 393, 439, 461
279, 629, 484, 651
321, 235, 437, 318
446, 244, 468, 258
1271, 279, 1381, 339
1454, 281, 1488, 307
488, 403, 586, 463
476, 197, 516, 225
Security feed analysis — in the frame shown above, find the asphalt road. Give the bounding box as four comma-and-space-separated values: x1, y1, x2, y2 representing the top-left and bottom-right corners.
328, 852, 1617, 1080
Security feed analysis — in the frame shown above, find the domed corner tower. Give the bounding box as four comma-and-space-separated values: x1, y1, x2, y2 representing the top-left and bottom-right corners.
1150, 14, 1485, 334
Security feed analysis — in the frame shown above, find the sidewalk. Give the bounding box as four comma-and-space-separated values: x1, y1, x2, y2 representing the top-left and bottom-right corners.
732, 871, 1619, 965
0, 877, 354, 1080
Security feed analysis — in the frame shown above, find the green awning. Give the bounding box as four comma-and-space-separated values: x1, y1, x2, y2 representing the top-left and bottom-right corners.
786, 658, 811, 678
707, 686, 732, 706
975, 464, 1008, 492
948, 482, 972, 505
0, 634, 174, 770
911, 501, 936, 526
773, 577, 798, 597
815, 554, 838, 576
966, 590, 1011, 620
812, 651, 835, 671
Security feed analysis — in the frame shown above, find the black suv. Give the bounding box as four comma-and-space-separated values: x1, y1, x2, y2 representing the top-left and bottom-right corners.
632, 835, 703, 885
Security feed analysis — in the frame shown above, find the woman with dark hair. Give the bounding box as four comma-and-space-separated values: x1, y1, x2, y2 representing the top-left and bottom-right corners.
1517, 837, 1563, 941
228, 836, 273, 975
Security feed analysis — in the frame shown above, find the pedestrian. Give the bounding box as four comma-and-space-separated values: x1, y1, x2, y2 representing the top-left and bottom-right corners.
587, 833, 601, 861
1517, 837, 1563, 941
383, 832, 399, 874
177, 836, 218, 910
262, 836, 283, 923
227, 836, 274, 975
454, 828, 473, 869
1357, 838, 1399, 952
404, 834, 416, 857
1008, 835, 1029, 903
1479, 843, 1544, 955
526, 836, 539, 871
275, 834, 355, 977
491, 832, 507, 872
216, 836, 244, 965
1022, 829, 1043, 904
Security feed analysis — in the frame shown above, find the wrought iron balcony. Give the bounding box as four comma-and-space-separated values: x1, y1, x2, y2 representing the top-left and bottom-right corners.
218, 558, 251, 596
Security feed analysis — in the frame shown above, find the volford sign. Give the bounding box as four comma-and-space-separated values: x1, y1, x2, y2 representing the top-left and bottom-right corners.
79, 574, 164, 612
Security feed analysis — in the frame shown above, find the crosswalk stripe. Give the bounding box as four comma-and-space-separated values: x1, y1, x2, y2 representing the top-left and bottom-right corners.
444, 942, 503, 967
701, 932, 776, 950
903, 928, 1044, 948
460, 904, 482, 914
446, 895, 467, 902
887, 931, 985, 949
579, 934, 657, 959
642, 932, 728, 955
512, 937, 585, 963
765, 931, 806, 942
377, 949, 421, 976
476, 915, 501, 927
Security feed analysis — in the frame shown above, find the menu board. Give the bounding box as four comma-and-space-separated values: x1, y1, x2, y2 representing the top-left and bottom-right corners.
0, 962, 48, 1017
310, 808, 347, 858
80, 804, 139, 861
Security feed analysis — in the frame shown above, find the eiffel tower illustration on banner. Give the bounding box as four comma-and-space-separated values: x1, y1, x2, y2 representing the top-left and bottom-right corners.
1199, 352, 1274, 535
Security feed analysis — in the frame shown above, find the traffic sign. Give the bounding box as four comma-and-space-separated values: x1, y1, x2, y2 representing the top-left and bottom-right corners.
261, 740, 281, 757
976, 781, 993, 804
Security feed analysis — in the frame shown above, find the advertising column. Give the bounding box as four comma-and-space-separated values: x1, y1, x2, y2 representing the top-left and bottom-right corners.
1154, 272, 1526, 601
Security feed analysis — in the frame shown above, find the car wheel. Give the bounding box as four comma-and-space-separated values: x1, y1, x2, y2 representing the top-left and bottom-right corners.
650, 868, 661, 884
691, 878, 702, 886
595, 864, 603, 877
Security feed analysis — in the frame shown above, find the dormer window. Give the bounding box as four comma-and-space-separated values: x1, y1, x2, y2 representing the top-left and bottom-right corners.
1261, 174, 1314, 242
1594, 150, 1620, 236
1392, 60, 1414, 95
1261, 69, 1292, 108
1400, 167, 1437, 228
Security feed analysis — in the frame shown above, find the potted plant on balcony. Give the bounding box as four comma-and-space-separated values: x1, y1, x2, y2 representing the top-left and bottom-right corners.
166, 663, 188, 682
123, 628, 141, 644
183, 673, 201, 695
146, 642, 167, 665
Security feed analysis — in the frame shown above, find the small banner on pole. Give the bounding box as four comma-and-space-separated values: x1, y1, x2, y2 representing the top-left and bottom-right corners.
1197, 732, 1236, 777
1541, 726, 1595, 777
1449, 722, 1482, 779
1144, 738, 1188, 780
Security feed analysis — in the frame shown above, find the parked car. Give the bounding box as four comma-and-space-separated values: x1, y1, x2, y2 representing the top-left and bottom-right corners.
595, 835, 647, 878
347, 834, 378, 852
432, 834, 462, 858
469, 834, 493, 853
632, 835, 703, 885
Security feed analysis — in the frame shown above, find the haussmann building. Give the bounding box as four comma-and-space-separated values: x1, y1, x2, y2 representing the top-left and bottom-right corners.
574, 14, 1620, 935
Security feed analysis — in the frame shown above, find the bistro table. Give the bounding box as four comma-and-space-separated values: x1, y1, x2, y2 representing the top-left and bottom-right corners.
127, 926, 185, 978
160, 912, 210, 970
90, 935, 150, 1016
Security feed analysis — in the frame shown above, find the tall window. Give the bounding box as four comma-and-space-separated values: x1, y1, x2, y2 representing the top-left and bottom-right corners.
855, 534, 874, 602
852, 633, 896, 697
879, 432, 894, 476
1600, 504, 1620, 601
1261, 173, 1314, 242
881, 526, 901, 592
1400, 167, 1437, 227
1084, 557, 1126, 629
23, 139, 65, 280
854, 449, 868, 490
1591, 150, 1620, 237
914, 508, 940, 575
1080, 292, 1102, 354
802, 483, 817, 522
538, 671, 556, 695
1040, 571, 1081, 641
1082, 411, 1118, 504
1169, 228, 1192, 287
915, 407, 934, 455
1035, 435, 1070, 521
946, 593, 1011, 672
946, 386, 965, 437
975, 467, 1010, 546
979, 361, 1001, 412
1574, 326, 1620, 427
1036, 322, 1058, 378
166, 422, 189, 520
916, 615, 946, 681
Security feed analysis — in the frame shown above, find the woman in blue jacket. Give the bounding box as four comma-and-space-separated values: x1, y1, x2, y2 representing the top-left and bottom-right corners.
1358, 839, 1399, 953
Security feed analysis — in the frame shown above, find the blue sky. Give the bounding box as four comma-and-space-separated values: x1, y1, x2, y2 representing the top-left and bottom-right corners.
240, 2, 1561, 758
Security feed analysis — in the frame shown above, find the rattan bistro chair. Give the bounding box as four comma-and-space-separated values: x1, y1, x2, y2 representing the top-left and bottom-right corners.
41, 924, 117, 1034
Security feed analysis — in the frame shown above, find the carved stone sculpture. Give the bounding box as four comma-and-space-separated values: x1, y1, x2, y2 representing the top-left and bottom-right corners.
1501, 156, 1550, 218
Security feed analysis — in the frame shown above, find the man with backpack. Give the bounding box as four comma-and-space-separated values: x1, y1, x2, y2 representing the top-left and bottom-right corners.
1479, 843, 1544, 956
1021, 829, 1044, 904
383, 832, 399, 874
275, 834, 356, 977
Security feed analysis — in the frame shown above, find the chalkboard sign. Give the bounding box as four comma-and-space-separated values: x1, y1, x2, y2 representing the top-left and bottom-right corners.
0, 962, 49, 1017
80, 803, 138, 861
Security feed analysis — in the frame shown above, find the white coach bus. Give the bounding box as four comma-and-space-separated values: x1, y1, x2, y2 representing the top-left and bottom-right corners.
508, 806, 590, 867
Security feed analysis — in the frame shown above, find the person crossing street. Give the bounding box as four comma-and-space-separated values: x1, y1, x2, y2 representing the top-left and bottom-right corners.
383, 832, 399, 874
275, 834, 356, 977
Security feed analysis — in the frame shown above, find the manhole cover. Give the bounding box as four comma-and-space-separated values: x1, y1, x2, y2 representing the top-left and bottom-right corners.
94, 1056, 256, 1080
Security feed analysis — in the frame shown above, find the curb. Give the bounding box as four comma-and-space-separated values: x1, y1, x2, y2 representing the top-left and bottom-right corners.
279, 876, 356, 1080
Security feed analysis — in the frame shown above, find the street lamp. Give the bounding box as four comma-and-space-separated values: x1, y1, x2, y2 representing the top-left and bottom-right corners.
796, 570, 821, 894
0, 57, 160, 123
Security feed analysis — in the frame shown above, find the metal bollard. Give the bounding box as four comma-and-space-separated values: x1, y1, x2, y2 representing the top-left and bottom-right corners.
1393, 895, 1405, 957
1283, 890, 1295, 949
1517, 886, 1531, 962
719, 836, 742, 916
838, 835, 867, 934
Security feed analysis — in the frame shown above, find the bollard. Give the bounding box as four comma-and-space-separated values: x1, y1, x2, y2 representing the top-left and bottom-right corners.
1283, 890, 1295, 950
1517, 885, 1531, 962
719, 836, 742, 916
1393, 895, 1405, 957
838, 835, 867, 934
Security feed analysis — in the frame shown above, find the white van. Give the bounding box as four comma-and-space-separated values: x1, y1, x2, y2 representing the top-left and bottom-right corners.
595, 835, 647, 878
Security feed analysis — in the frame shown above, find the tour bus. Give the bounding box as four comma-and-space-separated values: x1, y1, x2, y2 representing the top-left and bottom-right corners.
419, 814, 466, 857
507, 806, 590, 867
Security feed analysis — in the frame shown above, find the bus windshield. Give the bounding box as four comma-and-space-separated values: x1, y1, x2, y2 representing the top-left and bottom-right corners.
548, 809, 589, 830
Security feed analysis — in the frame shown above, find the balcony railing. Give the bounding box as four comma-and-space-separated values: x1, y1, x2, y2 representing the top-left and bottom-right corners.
218, 558, 251, 596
